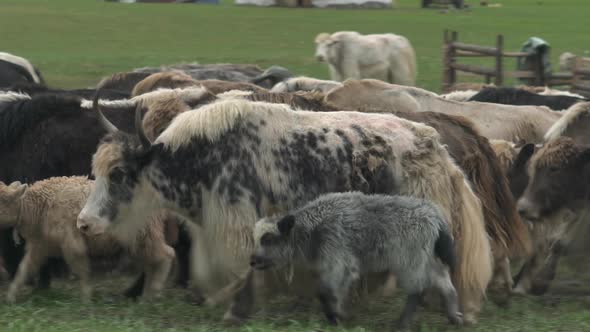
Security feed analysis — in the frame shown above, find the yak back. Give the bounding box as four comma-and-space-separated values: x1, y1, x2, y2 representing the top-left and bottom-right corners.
6, 82, 130, 100
469, 87, 584, 111
390, 110, 531, 257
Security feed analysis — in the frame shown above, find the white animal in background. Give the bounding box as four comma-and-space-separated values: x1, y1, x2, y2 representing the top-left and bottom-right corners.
314, 31, 417, 86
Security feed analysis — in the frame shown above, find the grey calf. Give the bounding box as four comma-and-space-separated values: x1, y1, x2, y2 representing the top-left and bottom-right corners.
251, 192, 463, 330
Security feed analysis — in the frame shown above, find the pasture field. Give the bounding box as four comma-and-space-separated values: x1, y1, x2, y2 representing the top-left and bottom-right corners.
2, 0, 590, 331
1, 0, 589, 92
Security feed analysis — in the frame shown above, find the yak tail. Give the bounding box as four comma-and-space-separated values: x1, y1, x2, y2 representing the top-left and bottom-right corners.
435, 227, 457, 273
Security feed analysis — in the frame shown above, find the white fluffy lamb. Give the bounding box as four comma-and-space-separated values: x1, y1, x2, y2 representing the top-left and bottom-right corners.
314, 31, 417, 86
0, 177, 174, 303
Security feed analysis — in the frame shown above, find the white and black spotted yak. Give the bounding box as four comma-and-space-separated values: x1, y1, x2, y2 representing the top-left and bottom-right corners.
76, 98, 490, 324
251, 191, 462, 330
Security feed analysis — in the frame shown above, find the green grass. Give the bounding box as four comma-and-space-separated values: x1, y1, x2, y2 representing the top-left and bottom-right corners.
1, 274, 590, 332
0, 277, 590, 332
2, 0, 590, 330
1, 0, 589, 91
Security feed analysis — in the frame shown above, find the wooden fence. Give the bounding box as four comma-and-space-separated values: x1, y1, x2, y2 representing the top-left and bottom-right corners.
441, 30, 572, 92
571, 57, 590, 98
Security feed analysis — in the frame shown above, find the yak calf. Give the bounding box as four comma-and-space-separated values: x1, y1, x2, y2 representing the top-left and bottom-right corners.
0, 177, 174, 303
251, 192, 462, 331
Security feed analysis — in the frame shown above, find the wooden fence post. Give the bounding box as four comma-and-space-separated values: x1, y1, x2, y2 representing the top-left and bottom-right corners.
535, 53, 545, 86
442, 30, 452, 91
447, 31, 458, 90
495, 34, 503, 86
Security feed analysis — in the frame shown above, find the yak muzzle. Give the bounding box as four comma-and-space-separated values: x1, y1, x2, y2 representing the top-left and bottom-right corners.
249, 255, 275, 270
516, 197, 541, 221
76, 211, 108, 236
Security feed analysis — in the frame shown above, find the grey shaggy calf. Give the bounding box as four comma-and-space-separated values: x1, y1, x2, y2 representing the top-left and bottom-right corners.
250, 192, 462, 330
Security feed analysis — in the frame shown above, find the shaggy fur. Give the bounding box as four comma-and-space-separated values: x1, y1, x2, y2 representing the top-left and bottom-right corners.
326, 79, 562, 143
252, 192, 462, 328
270, 77, 342, 93
0, 177, 174, 303
138, 87, 217, 140
0, 93, 82, 148
0, 52, 44, 84
468, 87, 584, 111
544, 102, 590, 145
5, 82, 130, 100
440, 90, 478, 102
538, 87, 585, 98
0, 91, 30, 104
141, 90, 334, 142
393, 112, 531, 260
490, 139, 517, 173
0, 90, 193, 296
131, 71, 198, 97
447, 82, 495, 92
82, 98, 491, 324
534, 139, 580, 169
197, 79, 267, 94
489, 142, 576, 295
97, 71, 152, 94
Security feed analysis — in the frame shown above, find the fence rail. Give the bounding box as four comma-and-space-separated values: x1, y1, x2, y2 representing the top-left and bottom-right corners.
441, 30, 573, 92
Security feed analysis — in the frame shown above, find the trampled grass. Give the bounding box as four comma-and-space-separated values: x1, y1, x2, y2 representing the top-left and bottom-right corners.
1, 274, 590, 332
1, 0, 590, 331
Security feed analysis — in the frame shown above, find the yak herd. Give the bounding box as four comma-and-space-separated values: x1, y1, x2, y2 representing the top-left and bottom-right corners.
0, 47, 589, 331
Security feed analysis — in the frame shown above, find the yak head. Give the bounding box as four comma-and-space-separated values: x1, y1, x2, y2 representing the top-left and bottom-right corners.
517, 137, 590, 221
77, 92, 156, 237
250, 214, 296, 270
0, 181, 28, 226
314, 33, 341, 63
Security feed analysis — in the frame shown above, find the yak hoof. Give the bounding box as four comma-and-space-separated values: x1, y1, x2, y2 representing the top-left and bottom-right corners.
530, 283, 551, 296
185, 292, 206, 306
511, 284, 527, 295
462, 313, 477, 326
222, 310, 247, 325
449, 312, 464, 325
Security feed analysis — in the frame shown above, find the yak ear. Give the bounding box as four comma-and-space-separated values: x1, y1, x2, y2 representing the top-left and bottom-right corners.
315, 32, 331, 44
514, 143, 536, 168
12, 184, 28, 200
277, 215, 295, 235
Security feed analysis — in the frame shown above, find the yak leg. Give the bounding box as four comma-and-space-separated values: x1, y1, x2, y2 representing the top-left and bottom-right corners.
317, 264, 355, 325
432, 264, 463, 325
530, 241, 566, 295
396, 293, 422, 332
62, 249, 92, 303
173, 225, 192, 288
459, 286, 483, 326
513, 255, 539, 294
223, 269, 262, 323
328, 64, 343, 82
124, 274, 145, 299
143, 246, 175, 299
339, 59, 361, 81
36, 261, 53, 290
7, 246, 46, 303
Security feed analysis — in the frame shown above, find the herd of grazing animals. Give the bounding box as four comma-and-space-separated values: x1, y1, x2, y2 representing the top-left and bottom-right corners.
0, 33, 588, 330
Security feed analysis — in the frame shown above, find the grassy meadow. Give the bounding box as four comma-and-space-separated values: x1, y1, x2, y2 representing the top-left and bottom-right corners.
1, 0, 589, 92
1, 0, 590, 331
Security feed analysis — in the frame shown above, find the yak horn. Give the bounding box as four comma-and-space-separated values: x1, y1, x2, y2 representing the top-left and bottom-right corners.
93, 90, 118, 133
135, 101, 152, 149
